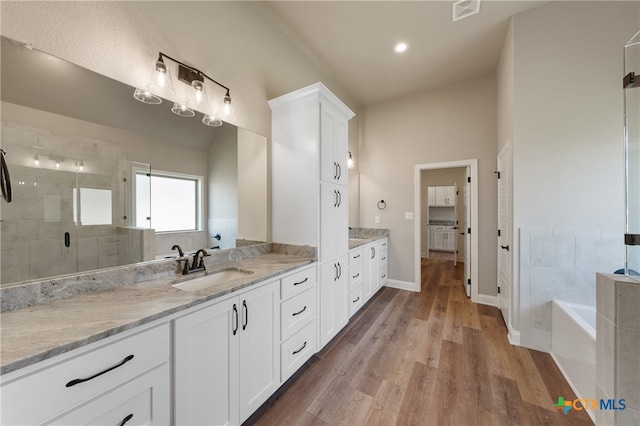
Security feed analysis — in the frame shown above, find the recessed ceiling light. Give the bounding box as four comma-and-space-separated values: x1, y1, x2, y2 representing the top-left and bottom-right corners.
394, 42, 408, 53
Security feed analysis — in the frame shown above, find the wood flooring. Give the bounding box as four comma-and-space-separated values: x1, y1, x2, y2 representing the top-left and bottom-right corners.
246, 253, 593, 425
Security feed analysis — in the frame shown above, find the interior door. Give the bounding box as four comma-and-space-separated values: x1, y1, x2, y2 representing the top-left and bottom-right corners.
463, 169, 471, 297
497, 143, 512, 327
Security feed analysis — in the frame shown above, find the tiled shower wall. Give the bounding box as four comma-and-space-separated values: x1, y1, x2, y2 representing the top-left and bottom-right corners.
0, 121, 145, 284
519, 228, 625, 351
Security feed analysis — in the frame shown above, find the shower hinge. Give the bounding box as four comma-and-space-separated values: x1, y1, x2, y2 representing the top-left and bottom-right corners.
498, 229, 501, 237
498, 286, 501, 294
624, 72, 640, 89
625, 233, 640, 246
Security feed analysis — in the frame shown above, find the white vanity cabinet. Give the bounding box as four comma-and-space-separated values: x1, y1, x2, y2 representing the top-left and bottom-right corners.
279, 265, 318, 382
348, 247, 364, 317
359, 237, 388, 304
319, 255, 349, 347
173, 279, 280, 425
270, 83, 355, 351
1, 323, 170, 426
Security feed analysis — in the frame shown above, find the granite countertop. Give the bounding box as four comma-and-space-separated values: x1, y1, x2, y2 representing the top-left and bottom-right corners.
348, 229, 389, 250
0, 252, 314, 376
428, 220, 456, 227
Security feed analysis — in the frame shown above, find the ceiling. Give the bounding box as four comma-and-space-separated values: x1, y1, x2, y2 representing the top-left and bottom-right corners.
260, 1, 546, 105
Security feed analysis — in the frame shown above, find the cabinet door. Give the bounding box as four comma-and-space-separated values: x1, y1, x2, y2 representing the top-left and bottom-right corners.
319, 256, 349, 348
446, 231, 456, 252
174, 298, 240, 426
363, 244, 378, 303
239, 281, 280, 422
435, 186, 446, 205
320, 183, 348, 262
50, 364, 170, 426
427, 187, 436, 206
445, 186, 456, 206
434, 231, 446, 250
320, 103, 348, 185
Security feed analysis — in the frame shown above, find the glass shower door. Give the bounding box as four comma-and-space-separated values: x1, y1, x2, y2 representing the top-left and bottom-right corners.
624, 30, 640, 279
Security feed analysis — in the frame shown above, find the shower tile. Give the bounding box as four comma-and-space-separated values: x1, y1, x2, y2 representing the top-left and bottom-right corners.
616, 281, 640, 330
575, 236, 625, 274
553, 228, 601, 238
616, 407, 640, 426
597, 273, 616, 323
596, 382, 615, 426
530, 235, 575, 269
596, 313, 615, 397
616, 326, 640, 411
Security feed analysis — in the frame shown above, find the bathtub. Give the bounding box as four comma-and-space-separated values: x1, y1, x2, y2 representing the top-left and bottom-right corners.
551, 299, 596, 417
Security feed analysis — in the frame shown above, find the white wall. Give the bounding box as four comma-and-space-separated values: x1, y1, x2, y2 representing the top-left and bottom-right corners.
0, 1, 359, 139
237, 128, 268, 243
360, 74, 498, 295
502, 1, 639, 350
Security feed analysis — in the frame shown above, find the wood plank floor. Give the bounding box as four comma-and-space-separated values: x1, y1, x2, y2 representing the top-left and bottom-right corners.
246, 253, 592, 425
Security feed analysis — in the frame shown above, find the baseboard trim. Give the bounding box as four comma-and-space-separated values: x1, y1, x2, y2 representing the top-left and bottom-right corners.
476, 294, 499, 307
385, 279, 419, 292
507, 328, 521, 346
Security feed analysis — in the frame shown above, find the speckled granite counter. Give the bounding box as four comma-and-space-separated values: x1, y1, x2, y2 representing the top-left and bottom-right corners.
0, 250, 314, 376
348, 227, 389, 249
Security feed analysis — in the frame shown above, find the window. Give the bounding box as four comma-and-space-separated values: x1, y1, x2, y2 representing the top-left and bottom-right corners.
135, 169, 202, 233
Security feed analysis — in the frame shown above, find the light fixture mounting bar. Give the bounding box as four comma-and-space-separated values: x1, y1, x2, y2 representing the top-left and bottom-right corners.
157, 52, 230, 92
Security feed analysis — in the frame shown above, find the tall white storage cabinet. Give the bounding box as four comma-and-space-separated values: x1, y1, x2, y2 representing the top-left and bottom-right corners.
269, 83, 355, 350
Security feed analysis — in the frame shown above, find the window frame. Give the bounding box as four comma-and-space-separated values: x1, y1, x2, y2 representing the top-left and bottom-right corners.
132, 166, 204, 234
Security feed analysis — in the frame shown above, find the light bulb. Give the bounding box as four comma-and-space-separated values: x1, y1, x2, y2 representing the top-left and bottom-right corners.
187, 79, 210, 111
347, 152, 354, 169
55, 161, 60, 169
33, 154, 40, 166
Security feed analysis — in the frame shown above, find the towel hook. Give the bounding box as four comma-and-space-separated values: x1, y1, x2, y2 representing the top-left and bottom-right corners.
377, 200, 386, 210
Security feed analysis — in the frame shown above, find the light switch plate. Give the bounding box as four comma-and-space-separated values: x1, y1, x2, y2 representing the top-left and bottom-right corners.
375, 216, 380, 224
405, 212, 414, 220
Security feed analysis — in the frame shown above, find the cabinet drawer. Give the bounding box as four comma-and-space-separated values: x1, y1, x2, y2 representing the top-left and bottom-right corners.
349, 286, 364, 317
348, 262, 363, 291
1, 323, 170, 426
281, 320, 317, 382
50, 363, 170, 426
281, 265, 317, 301
379, 268, 388, 287
379, 247, 388, 266
281, 287, 317, 341
349, 247, 364, 265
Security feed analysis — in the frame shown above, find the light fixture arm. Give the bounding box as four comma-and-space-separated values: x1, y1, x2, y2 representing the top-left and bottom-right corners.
157, 52, 230, 94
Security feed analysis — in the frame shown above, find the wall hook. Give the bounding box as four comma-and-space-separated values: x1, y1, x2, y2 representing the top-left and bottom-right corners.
377, 200, 387, 210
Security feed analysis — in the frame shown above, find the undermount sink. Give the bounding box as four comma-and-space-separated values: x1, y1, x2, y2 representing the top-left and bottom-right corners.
172, 268, 254, 292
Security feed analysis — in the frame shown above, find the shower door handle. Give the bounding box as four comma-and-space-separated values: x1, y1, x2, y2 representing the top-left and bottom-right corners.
501, 245, 509, 251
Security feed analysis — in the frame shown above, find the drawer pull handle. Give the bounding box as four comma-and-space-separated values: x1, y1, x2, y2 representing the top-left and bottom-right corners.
118, 414, 134, 426
352, 273, 360, 279
353, 254, 361, 259
353, 296, 360, 303
232, 304, 239, 335
381, 257, 386, 261
242, 300, 248, 331
65, 354, 134, 387
293, 277, 308, 286
292, 306, 307, 316
292, 341, 307, 355
382, 274, 387, 279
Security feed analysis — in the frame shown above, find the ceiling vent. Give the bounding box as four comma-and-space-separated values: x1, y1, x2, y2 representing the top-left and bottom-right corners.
452, 0, 481, 22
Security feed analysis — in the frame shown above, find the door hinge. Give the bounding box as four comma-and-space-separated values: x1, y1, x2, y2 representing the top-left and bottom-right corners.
498, 229, 501, 237
467, 176, 471, 183
468, 228, 471, 234
498, 286, 501, 294
467, 279, 471, 285
494, 171, 501, 179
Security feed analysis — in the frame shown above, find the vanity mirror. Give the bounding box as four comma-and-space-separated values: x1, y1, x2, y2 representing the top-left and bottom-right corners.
0, 37, 268, 286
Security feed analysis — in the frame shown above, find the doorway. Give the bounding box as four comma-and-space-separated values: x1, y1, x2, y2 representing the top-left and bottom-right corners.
414, 160, 479, 302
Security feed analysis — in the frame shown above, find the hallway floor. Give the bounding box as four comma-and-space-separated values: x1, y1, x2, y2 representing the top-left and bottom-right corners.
247, 254, 592, 425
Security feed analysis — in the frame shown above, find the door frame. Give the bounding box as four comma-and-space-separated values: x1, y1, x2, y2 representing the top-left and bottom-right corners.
413, 159, 479, 302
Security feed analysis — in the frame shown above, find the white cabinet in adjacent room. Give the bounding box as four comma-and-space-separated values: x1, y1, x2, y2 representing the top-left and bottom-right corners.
174, 280, 280, 425
428, 185, 456, 206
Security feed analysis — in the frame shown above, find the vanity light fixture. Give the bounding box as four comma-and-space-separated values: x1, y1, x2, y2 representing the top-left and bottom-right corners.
134, 52, 233, 125
347, 151, 354, 169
